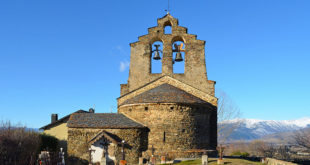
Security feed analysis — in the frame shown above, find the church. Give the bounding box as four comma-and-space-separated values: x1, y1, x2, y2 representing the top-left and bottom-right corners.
41, 14, 217, 165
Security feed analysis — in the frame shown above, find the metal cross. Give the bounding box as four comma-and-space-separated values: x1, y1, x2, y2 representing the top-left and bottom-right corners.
88, 148, 95, 164
165, 0, 170, 14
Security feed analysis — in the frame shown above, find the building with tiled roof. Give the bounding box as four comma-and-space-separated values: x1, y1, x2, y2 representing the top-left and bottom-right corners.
40, 109, 89, 140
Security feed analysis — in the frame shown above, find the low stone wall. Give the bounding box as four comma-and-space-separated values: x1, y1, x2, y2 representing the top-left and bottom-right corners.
265, 158, 298, 165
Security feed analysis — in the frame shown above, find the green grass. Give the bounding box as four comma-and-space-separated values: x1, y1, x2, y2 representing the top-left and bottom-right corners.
162, 158, 264, 165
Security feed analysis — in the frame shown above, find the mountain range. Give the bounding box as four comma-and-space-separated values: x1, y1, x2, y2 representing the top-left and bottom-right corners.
219, 117, 310, 143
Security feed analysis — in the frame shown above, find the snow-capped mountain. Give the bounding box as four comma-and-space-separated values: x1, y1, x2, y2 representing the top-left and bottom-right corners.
219, 117, 310, 142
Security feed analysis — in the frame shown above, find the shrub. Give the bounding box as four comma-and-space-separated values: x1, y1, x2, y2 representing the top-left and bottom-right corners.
231, 151, 250, 157
231, 151, 242, 156
240, 152, 250, 157
0, 121, 40, 165
39, 133, 59, 152
0, 121, 60, 165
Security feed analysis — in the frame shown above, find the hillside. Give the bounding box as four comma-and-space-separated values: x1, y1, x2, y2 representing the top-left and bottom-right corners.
219, 117, 310, 143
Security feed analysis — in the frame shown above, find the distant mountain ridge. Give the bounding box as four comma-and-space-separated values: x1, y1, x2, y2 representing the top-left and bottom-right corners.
219, 117, 310, 142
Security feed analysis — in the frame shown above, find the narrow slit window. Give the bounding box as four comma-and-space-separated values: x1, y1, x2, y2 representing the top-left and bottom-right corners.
163, 131, 166, 142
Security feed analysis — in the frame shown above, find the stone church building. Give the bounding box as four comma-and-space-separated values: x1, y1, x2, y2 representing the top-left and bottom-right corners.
41, 14, 217, 165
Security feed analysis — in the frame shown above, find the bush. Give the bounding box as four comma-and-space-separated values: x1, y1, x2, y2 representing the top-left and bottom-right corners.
231, 151, 250, 157
39, 133, 59, 152
240, 152, 250, 157
0, 121, 40, 165
231, 151, 242, 156
0, 121, 60, 165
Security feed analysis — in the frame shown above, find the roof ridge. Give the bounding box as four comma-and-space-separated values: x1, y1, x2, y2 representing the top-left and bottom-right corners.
119, 83, 209, 106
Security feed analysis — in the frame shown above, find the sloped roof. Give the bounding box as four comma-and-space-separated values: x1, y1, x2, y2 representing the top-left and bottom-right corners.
67, 113, 145, 129
120, 83, 208, 106
40, 110, 88, 130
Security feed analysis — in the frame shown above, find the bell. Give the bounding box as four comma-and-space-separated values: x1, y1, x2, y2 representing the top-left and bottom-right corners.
174, 52, 183, 62
153, 51, 161, 60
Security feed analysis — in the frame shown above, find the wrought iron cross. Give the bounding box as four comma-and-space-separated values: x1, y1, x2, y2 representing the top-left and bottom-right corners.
165, 0, 170, 14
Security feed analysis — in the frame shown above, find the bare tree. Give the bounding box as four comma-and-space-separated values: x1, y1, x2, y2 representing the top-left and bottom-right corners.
0, 121, 40, 165
277, 145, 291, 160
249, 140, 276, 158
217, 90, 242, 143
294, 127, 310, 150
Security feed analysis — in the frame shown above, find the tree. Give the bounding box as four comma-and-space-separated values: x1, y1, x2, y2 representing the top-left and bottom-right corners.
294, 127, 310, 150
249, 140, 276, 158
217, 91, 242, 143
0, 121, 40, 165
277, 145, 290, 160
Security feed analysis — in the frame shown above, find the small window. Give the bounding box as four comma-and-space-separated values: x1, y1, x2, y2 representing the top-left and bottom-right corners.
163, 131, 166, 142
129, 108, 132, 112
145, 107, 148, 111
182, 129, 185, 133
164, 25, 172, 34
170, 107, 174, 110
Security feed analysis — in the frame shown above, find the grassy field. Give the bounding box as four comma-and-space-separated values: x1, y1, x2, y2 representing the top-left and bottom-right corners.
163, 158, 264, 165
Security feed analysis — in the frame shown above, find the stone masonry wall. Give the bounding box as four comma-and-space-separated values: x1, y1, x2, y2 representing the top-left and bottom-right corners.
67, 128, 148, 165
118, 103, 217, 158
118, 76, 217, 107
122, 14, 215, 96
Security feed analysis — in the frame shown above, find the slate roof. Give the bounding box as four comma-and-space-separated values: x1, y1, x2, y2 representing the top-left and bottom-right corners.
40, 110, 88, 130
120, 83, 207, 106
67, 113, 145, 129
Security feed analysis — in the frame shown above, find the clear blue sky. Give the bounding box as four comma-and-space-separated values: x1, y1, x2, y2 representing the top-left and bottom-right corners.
0, 0, 309, 128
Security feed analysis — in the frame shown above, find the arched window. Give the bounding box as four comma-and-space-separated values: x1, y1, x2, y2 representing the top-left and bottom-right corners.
151, 41, 163, 73
172, 40, 185, 73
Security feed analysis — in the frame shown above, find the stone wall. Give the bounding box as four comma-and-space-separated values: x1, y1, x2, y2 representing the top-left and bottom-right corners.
265, 158, 298, 165
118, 76, 217, 107
118, 103, 217, 158
122, 14, 215, 96
67, 127, 148, 165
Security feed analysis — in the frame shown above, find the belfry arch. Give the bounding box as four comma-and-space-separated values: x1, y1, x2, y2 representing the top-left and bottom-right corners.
150, 41, 163, 73
125, 14, 213, 95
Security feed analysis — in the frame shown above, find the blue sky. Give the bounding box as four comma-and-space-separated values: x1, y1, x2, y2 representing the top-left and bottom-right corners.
0, 0, 309, 128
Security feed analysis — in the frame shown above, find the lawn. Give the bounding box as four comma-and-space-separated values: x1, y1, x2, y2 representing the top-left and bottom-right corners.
163, 158, 264, 165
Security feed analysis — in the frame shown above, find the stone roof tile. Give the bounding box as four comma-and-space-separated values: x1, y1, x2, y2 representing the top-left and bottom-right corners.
67, 113, 145, 129
120, 83, 207, 106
